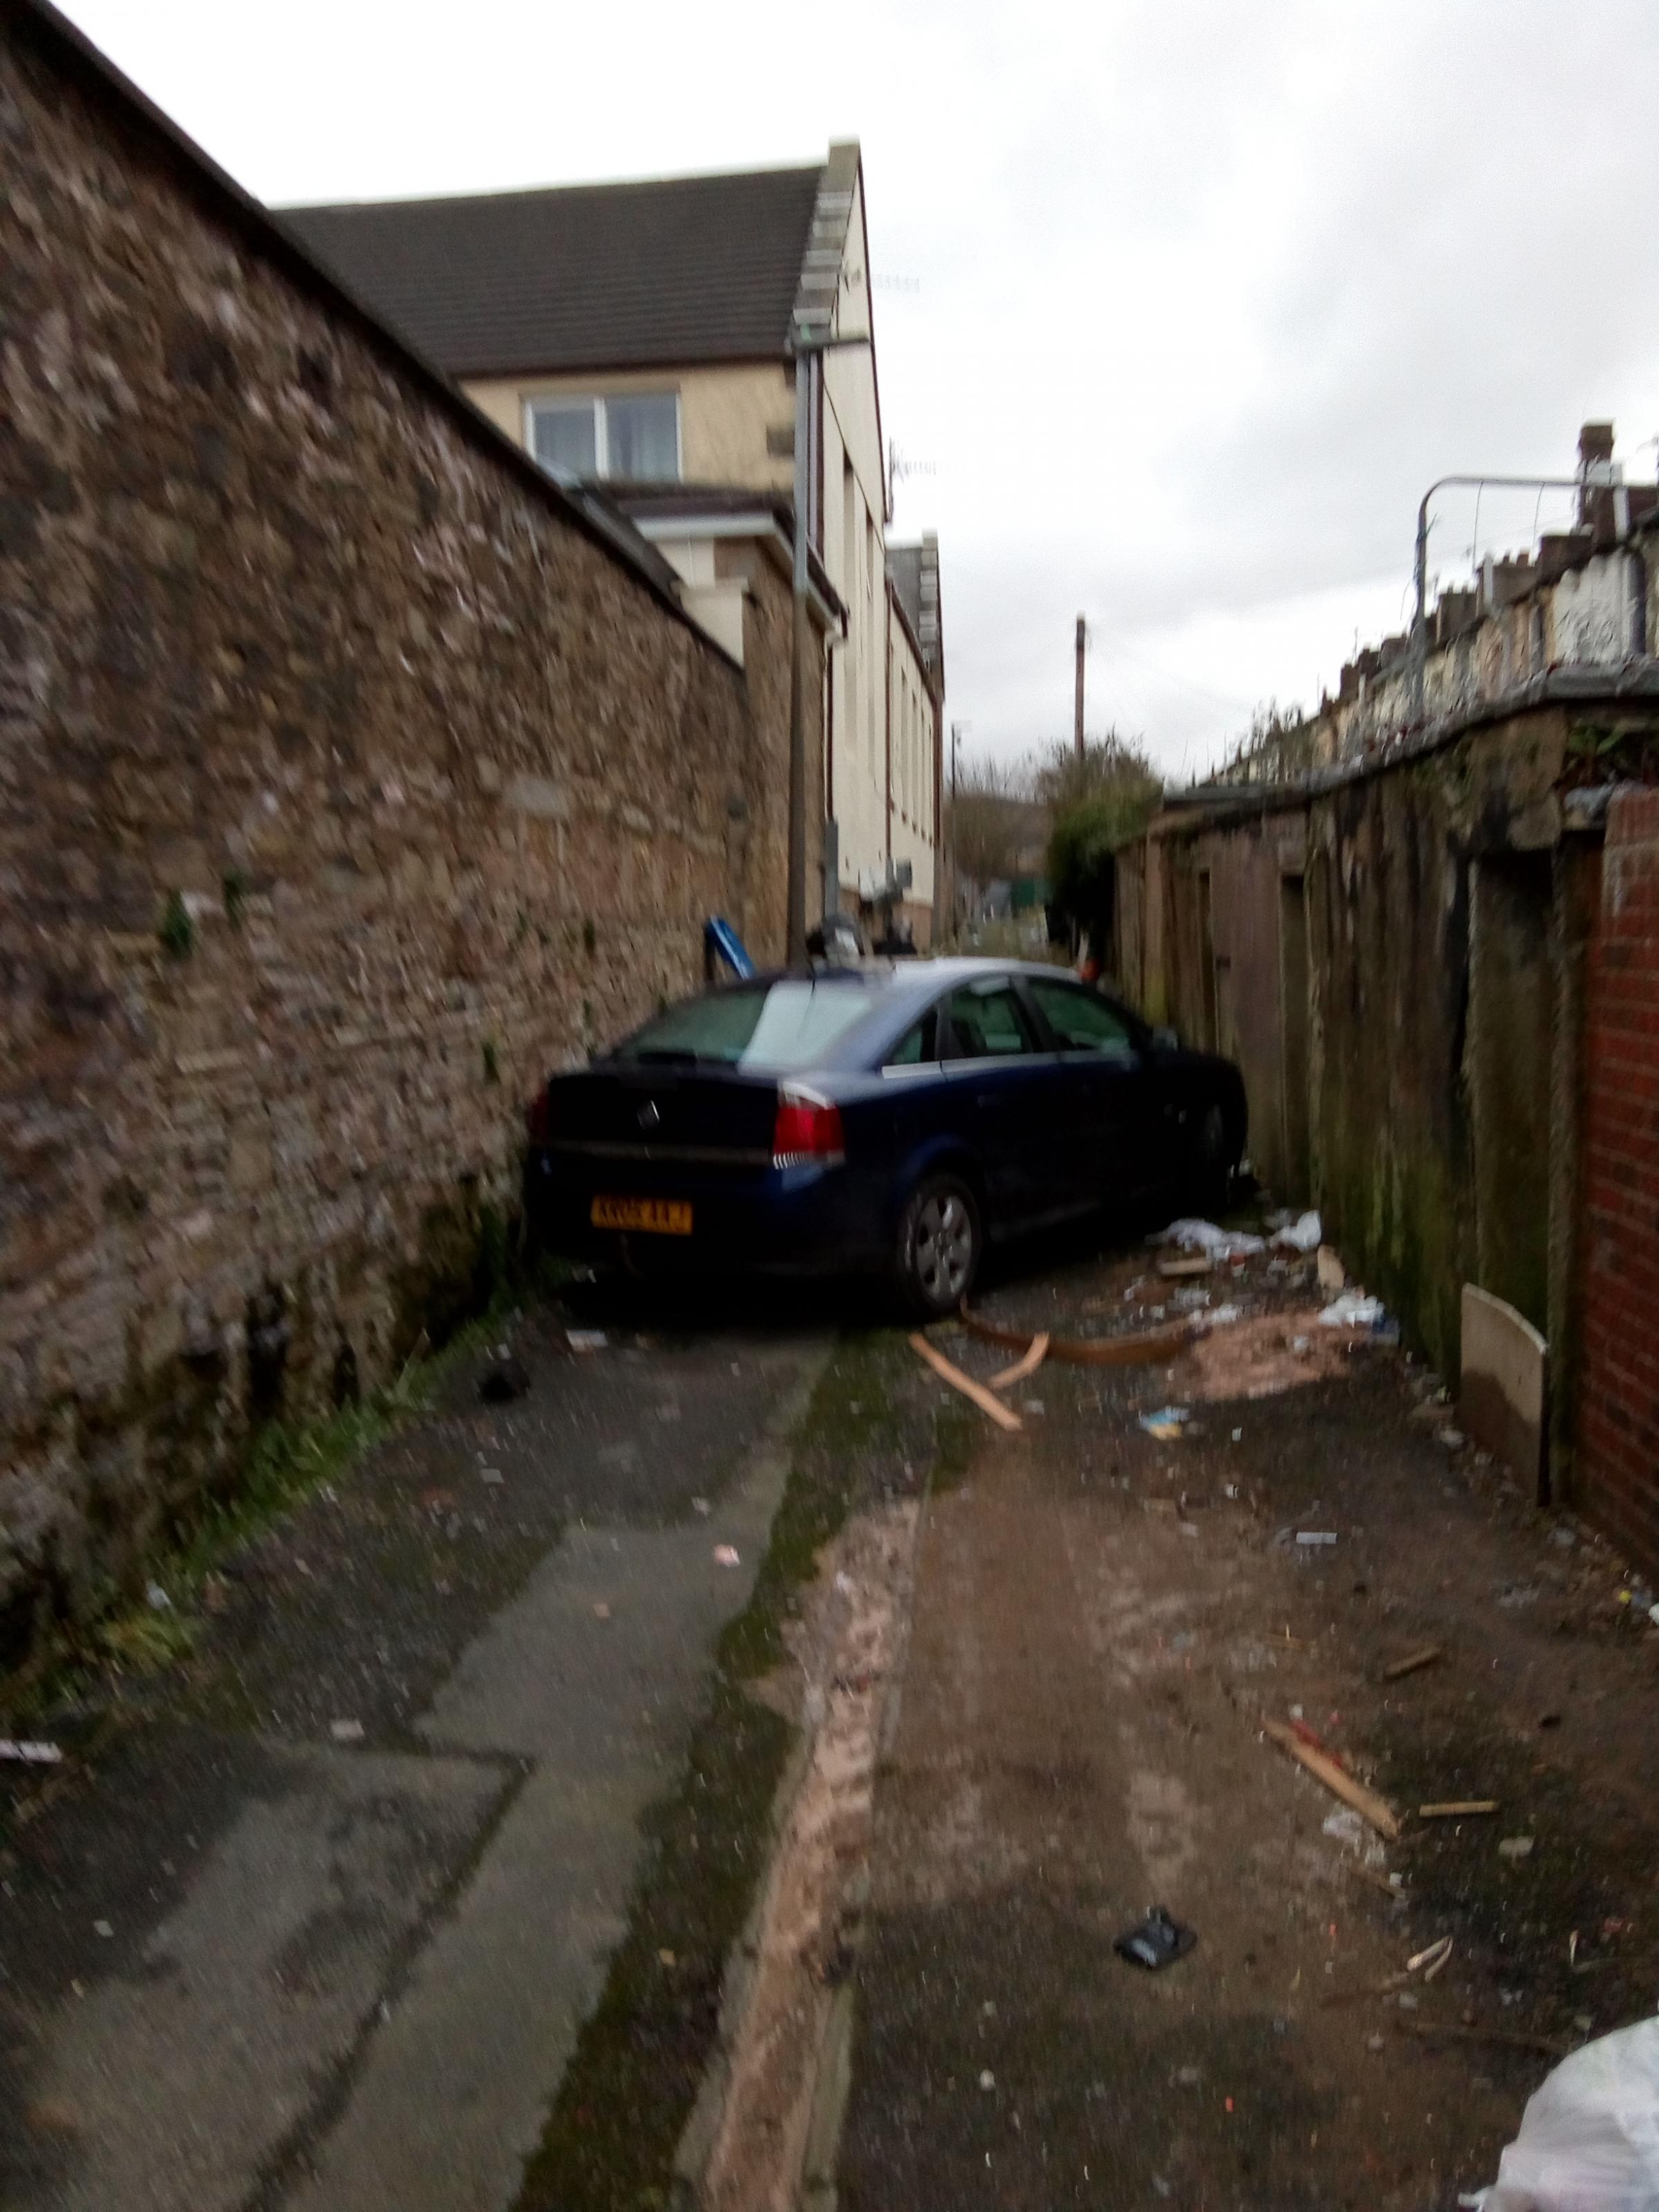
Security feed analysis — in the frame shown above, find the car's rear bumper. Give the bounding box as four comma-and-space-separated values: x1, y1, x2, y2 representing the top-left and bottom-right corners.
524, 1147, 889, 1277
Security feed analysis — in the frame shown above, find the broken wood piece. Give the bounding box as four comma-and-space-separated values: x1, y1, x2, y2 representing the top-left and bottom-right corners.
1261, 1718, 1401, 1840
1158, 1255, 1212, 1280
909, 1333, 1022, 1433
1382, 1645, 1443, 1683
959, 1306, 1192, 1368
1418, 1800, 1499, 1819
1347, 1861, 1410, 1900
987, 1331, 1051, 1391
1395, 2018, 1568, 2061
1407, 1935, 1454, 1979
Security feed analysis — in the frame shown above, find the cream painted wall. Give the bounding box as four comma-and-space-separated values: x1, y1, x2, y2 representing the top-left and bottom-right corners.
888, 611, 935, 911
462, 361, 794, 490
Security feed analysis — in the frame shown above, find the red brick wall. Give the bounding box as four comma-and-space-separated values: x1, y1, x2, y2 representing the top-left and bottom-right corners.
1576, 787, 1659, 1576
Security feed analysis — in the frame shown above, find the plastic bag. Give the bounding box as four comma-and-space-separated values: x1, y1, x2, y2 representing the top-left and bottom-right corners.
1159, 1217, 1266, 1259
1468, 2017, 1659, 2211
1272, 1209, 1323, 1251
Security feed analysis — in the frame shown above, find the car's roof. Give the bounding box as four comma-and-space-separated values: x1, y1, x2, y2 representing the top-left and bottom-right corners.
748, 956, 1076, 991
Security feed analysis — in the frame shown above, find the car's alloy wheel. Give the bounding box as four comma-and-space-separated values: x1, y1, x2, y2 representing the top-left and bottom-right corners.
897, 1175, 981, 1317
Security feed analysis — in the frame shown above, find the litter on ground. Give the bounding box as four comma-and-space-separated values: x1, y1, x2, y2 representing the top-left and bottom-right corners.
712, 1544, 742, 1568
1381, 1644, 1443, 1682
1157, 1217, 1266, 1259
987, 1331, 1049, 1390
910, 1331, 1023, 1432
1419, 1799, 1499, 1819
0, 1739, 63, 1765
1319, 1291, 1385, 1328
1261, 1717, 1401, 1839
1271, 1210, 1323, 1251
1113, 1906, 1197, 1971
1139, 1405, 1190, 1440
566, 1329, 608, 1353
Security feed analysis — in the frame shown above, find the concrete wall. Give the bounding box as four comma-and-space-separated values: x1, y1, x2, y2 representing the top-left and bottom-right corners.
0, 12, 772, 1660
462, 362, 795, 494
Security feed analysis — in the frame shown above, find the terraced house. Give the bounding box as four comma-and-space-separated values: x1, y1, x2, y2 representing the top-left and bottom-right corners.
288, 143, 947, 944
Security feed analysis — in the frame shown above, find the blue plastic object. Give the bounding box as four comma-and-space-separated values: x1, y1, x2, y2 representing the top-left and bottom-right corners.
703, 917, 755, 981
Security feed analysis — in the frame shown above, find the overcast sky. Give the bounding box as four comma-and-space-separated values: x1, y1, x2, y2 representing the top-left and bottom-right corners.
62, 0, 1659, 782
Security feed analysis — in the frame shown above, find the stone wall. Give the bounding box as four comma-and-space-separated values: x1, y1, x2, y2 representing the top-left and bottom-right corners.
0, 10, 774, 1658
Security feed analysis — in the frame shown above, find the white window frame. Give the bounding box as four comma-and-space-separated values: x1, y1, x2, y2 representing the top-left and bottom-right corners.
523, 391, 682, 482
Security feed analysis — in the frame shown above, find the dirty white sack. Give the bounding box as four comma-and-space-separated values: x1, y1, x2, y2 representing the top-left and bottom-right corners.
1319, 1291, 1385, 1328
1158, 1218, 1266, 1260
1271, 1210, 1322, 1251
1465, 2016, 1659, 2211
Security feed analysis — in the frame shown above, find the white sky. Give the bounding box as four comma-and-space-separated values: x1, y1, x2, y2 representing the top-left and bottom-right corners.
60, 0, 1659, 782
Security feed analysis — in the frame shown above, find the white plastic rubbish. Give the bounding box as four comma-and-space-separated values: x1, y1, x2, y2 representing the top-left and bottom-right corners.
1467, 2016, 1659, 2211
1319, 1291, 1385, 1328
1272, 1210, 1323, 1252
1159, 1218, 1266, 1260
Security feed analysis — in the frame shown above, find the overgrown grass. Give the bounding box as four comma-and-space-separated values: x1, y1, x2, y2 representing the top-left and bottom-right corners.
3, 1306, 511, 1727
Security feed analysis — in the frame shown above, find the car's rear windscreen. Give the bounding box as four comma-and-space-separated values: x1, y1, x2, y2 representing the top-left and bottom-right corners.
614, 981, 878, 1071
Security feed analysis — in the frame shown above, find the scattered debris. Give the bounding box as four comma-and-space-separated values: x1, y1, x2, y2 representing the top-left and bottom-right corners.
712, 1545, 742, 1568
93, 1920, 113, 1939
1381, 1645, 1443, 1683
979, 2069, 995, 2090
909, 1331, 1022, 1432
959, 1306, 1190, 1369
1322, 1807, 1368, 1848
1316, 1245, 1346, 1294
1261, 1718, 1400, 1839
479, 1467, 505, 1488
1139, 1406, 1190, 1441
1407, 1935, 1454, 1981
1170, 1286, 1212, 1311
145, 1582, 171, 1611
565, 1329, 608, 1353
479, 1353, 530, 1401
1348, 1862, 1410, 1900
1295, 1530, 1338, 1547
1318, 1291, 1385, 1328
1159, 1255, 1212, 1280
1437, 1427, 1468, 1451
1272, 1210, 1323, 1252
987, 1331, 1049, 1390
1465, 2018, 1659, 2206
1113, 1906, 1197, 1971
691, 1497, 712, 1516
0, 1740, 63, 1765
1498, 1835, 1536, 1862
1418, 1800, 1499, 1819
329, 1719, 365, 1744
592, 1602, 612, 1620
1158, 1217, 1266, 1259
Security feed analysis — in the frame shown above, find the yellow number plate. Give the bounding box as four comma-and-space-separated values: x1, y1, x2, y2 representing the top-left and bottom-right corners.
590, 1196, 693, 1236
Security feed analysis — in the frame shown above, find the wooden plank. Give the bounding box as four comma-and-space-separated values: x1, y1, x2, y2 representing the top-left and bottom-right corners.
959, 1306, 1192, 1369
1260, 1718, 1401, 1840
908, 1333, 1023, 1432
1381, 1645, 1443, 1683
1418, 1799, 1499, 1818
988, 1332, 1050, 1391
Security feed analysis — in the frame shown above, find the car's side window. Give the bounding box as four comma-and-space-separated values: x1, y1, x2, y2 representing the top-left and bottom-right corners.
941, 983, 1036, 1060
884, 1008, 940, 1068
1028, 977, 1138, 1063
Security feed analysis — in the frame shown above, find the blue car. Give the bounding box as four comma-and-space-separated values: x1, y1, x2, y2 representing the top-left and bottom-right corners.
524, 959, 1247, 1317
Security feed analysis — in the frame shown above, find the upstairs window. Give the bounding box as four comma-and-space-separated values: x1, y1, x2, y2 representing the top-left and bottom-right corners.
527, 393, 680, 482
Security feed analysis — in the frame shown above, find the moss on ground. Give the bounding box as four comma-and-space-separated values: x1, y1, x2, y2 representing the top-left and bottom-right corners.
514, 1329, 935, 2212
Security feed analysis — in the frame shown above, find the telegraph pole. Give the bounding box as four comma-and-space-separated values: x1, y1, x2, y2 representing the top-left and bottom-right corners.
1074, 615, 1086, 759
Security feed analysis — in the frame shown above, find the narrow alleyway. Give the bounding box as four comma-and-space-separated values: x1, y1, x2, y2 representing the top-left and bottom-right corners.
5, 1233, 1656, 2211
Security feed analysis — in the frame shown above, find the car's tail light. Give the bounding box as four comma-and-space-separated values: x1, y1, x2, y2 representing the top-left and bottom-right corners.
773, 1087, 845, 1168
525, 1086, 552, 1146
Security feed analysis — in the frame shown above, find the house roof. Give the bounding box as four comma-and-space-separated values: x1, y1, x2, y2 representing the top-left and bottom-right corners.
281, 167, 825, 379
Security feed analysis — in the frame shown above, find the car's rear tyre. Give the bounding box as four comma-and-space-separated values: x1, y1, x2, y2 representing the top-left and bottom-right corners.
894, 1173, 982, 1319
1189, 1101, 1235, 1215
